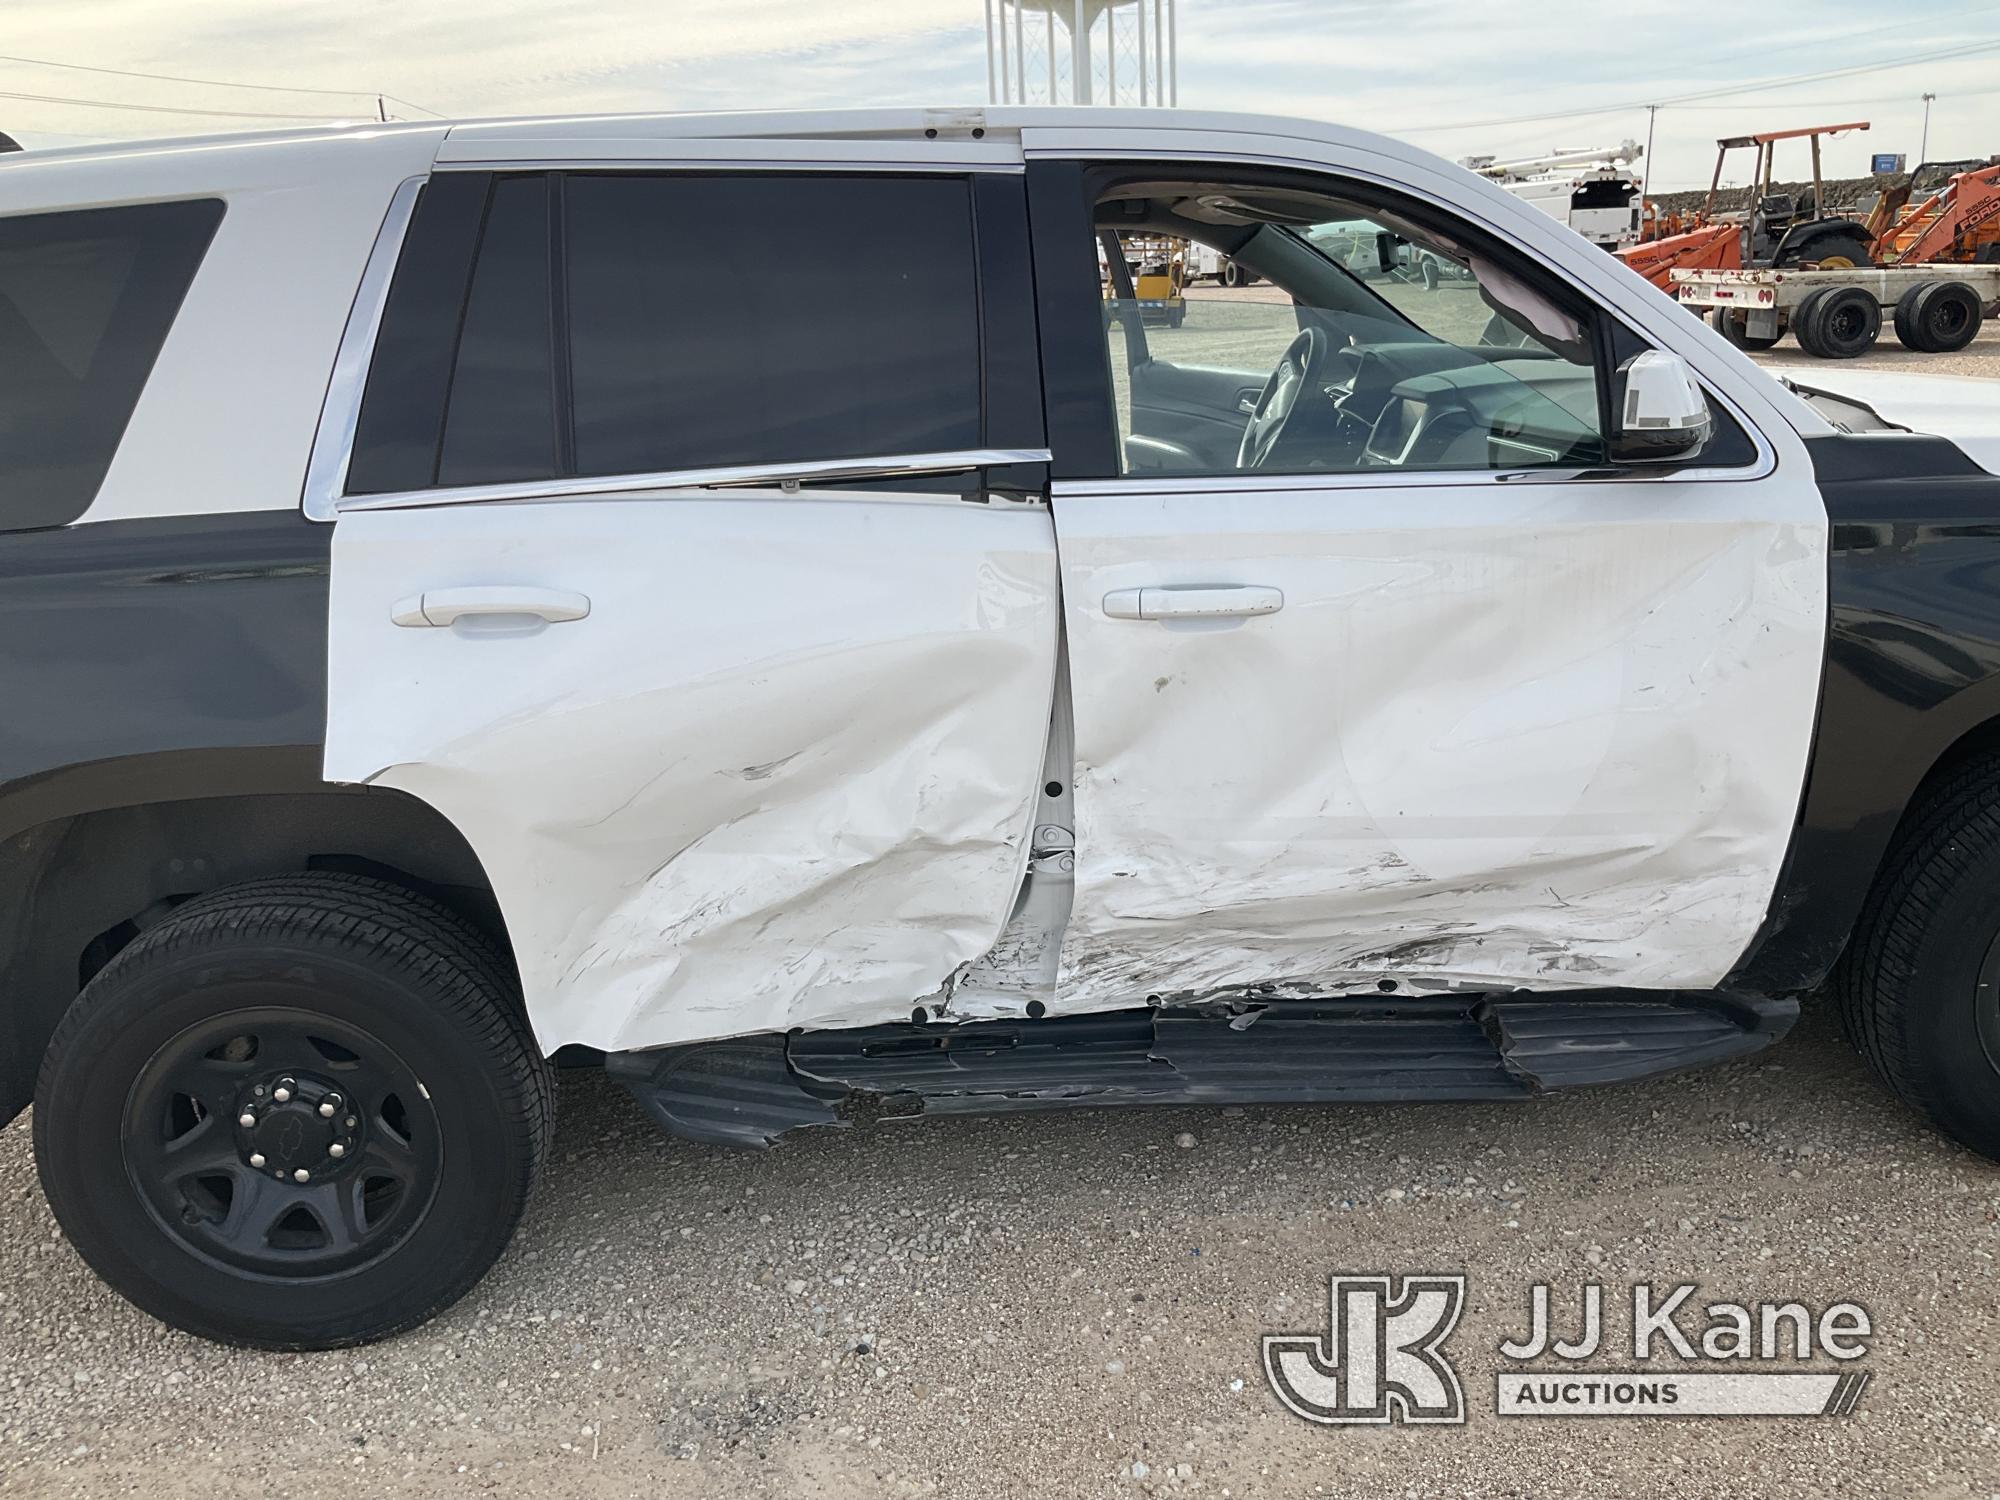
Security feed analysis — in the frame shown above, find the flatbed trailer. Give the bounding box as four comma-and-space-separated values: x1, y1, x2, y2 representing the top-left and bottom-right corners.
1672, 263, 2000, 357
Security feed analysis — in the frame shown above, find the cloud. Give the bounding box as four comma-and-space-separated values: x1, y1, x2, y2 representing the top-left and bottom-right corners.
0, 0, 1992, 189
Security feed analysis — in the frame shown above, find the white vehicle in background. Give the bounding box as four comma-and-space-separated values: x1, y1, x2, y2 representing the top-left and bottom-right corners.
1462, 141, 1645, 251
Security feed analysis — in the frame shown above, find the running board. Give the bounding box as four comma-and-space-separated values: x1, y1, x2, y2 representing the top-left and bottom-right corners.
607, 992, 1797, 1149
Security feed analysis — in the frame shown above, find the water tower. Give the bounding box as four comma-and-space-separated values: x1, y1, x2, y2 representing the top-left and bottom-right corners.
985, 0, 1178, 107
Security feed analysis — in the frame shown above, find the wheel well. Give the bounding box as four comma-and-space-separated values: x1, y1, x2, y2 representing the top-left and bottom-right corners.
0, 786, 505, 1124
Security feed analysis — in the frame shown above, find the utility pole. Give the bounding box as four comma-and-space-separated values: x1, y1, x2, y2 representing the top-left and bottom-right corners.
1640, 103, 1658, 203
1920, 91, 1936, 162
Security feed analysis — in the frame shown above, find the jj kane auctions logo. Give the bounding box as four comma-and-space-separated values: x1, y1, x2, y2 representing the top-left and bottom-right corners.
1263, 1275, 1872, 1423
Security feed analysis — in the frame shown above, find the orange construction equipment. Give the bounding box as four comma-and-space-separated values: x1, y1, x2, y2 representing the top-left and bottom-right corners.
1618, 122, 1874, 291
1866, 159, 2000, 266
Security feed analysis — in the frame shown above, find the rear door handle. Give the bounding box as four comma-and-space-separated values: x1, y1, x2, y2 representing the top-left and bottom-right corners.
391, 586, 591, 628
1102, 585, 1284, 621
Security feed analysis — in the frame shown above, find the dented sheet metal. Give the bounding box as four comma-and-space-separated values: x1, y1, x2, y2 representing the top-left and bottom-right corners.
1049, 467, 1828, 1011
326, 494, 1058, 1052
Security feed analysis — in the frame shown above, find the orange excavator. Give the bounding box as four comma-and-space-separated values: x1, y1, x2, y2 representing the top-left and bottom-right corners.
1619, 122, 1876, 292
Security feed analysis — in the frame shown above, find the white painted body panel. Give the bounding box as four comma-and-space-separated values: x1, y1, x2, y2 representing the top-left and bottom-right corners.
1766, 367, 2000, 477
326, 494, 1059, 1052
1050, 470, 1827, 1005
1017, 118, 1831, 1006
32, 104, 1823, 1048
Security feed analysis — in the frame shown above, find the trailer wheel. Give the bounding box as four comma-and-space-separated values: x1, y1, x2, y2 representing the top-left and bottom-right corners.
1893, 282, 1937, 350
1906, 281, 1983, 354
1706, 306, 1781, 351
1795, 286, 1880, 358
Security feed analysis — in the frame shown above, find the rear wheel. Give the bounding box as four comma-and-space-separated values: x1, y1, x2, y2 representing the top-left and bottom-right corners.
1794, 285, 1880, 358
1706, 306, 1781, 350
1893, 281, 1937, 350
1906, 280, 1984, 353
1773, 226, 1873, 270
1842, 756, 2000, 1162
33, 873, 555, 1349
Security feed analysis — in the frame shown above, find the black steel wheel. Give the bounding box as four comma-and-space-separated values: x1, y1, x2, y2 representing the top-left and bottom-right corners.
1907, 280, 1984, 354
34, 874, 555, 1349
121, 1009, 443, 1279
1893, 281, 1937, 350
1706, 305, 1781, 351
1795, 286, 1880, 358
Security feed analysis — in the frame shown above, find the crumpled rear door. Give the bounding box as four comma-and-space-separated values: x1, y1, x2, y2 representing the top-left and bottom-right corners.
327, 492, 1057, 1053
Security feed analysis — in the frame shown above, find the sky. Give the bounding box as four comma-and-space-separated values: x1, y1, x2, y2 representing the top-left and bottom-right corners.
2, 0, 1997, 192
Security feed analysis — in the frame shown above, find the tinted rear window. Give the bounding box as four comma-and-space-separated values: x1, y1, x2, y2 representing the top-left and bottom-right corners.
560, 173, 981, 477
0, 199, 223, 529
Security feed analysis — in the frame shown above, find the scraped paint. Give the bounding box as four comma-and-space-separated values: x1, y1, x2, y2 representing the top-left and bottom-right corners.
326, 493, 1059, 1052
1049, 465, 1829, 1009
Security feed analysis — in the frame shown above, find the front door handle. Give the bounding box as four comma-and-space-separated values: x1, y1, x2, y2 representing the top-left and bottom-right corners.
1102, 585, 1284, 621
391, 586, 591, 628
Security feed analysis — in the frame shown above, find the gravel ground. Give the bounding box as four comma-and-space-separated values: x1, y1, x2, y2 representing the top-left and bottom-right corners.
2, 1000, 1998, 1498
1750, 321, 2000, 379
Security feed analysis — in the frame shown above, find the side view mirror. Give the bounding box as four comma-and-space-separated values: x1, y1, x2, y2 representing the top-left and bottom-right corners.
1610, 350, 1712, 463
1376, 232, 1402, 274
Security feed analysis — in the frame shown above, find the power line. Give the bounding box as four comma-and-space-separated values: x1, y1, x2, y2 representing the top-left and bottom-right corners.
0, 89, 381, 122
0, 50, 442, 118
1666, 84, 2000, 111
1402, 36, 2000, 134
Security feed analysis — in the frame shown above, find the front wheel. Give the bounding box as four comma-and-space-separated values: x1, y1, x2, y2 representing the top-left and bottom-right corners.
33, 874, 555, 1349
1840, 756, 2000, 1162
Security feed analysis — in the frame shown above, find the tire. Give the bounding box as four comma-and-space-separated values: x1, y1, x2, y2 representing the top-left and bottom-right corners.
1906, 280, 1984, 354
1893, 281, 1938, 350
1841, 754, 2000, 1162
1221, 259, 1245, 288
1789, 287, 1833, 354
33, 873, 555, 1349
1706, 305, 1781, 351
1794, 285, 1879, 358
1773, 226, 1873, 270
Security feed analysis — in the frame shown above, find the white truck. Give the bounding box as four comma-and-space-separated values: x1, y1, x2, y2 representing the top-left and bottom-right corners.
1462, 141, 1645, 251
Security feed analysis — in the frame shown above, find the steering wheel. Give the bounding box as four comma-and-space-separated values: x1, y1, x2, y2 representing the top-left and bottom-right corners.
1236, 325, 1330, 470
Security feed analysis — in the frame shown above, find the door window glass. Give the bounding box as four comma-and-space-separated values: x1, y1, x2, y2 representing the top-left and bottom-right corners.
1096, 191, 1609, 479
438, 176, 558, 487
563, 173, 982, 477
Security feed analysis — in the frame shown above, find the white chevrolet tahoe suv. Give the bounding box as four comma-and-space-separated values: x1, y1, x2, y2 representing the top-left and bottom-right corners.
4, 107, 2000, 1349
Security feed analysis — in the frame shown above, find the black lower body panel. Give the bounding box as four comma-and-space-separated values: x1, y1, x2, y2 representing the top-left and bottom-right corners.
609, 991, 1797, 1149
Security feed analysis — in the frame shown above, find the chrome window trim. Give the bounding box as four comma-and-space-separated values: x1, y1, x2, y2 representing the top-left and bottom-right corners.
333, 449, 1054, 514
1056, 457, 1769, 500
300, 174, 427, 523
432, 158, 1026, 175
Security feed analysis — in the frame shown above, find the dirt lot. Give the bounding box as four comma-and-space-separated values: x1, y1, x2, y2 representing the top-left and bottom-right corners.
2, 999, 1998, 1498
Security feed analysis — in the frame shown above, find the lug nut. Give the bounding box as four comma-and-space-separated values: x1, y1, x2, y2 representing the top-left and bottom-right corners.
344, 1116, 357, 1129
272, 1086, 292, 1103
249, 1152, 266, 1168
293, 1168, 310, 1183
237, 1112, 256, 1128
329, 1142, 347, 1158
318, 1101, 336, 1118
